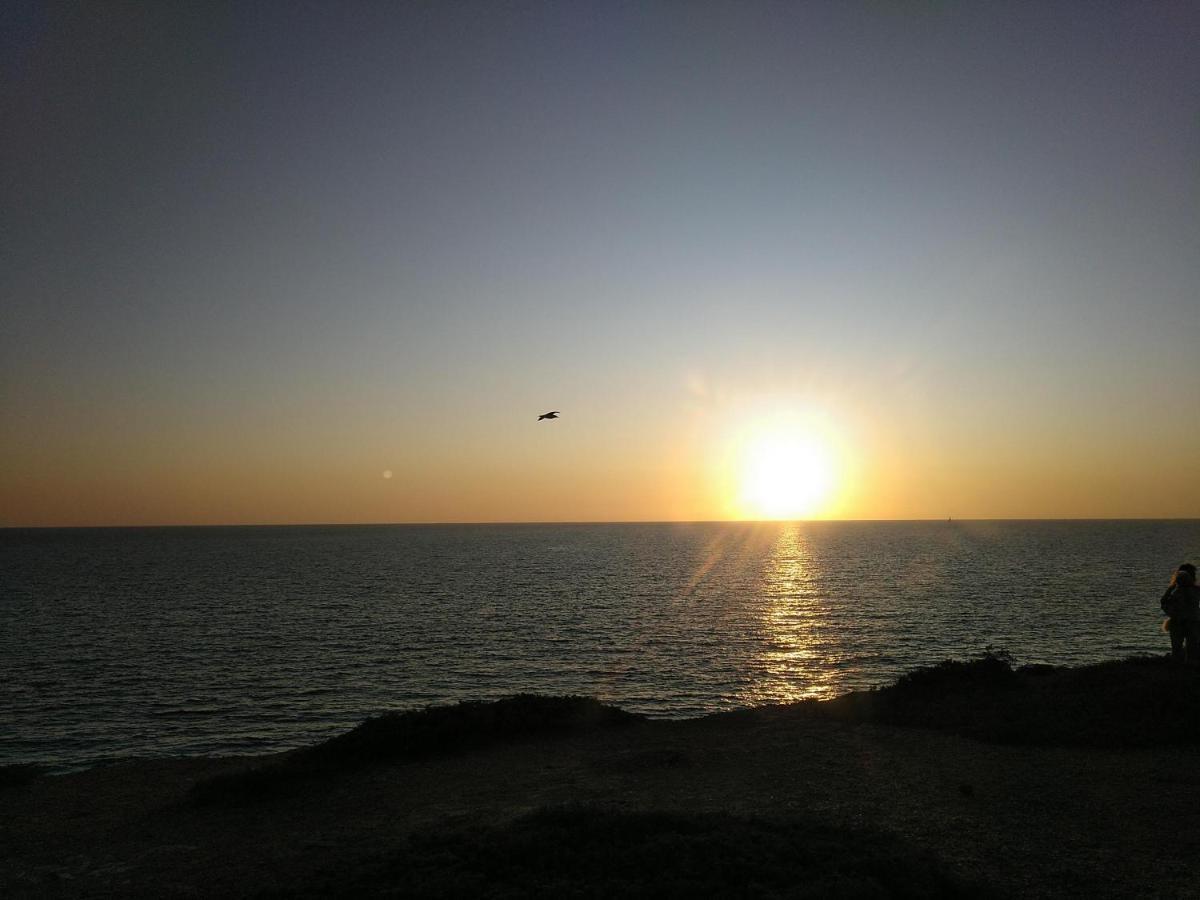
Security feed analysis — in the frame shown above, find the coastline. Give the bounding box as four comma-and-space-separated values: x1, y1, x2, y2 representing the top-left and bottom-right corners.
3, 654, 1199, 898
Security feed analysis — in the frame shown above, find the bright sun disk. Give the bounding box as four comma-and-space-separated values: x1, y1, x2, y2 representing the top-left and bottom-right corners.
738, 428, 836, 520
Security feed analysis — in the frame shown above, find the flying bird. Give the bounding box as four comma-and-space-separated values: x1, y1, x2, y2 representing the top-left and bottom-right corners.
538, 411, 560, 420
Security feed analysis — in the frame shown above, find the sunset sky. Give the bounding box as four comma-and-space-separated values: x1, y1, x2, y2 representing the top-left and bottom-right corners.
3, 1, 1198, 526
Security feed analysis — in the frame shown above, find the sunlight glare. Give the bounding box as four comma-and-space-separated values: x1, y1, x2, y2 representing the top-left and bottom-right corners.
737, 426, 836, 520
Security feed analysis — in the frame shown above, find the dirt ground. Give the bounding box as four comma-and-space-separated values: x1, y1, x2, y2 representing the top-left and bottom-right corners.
2, 709, 1197, 898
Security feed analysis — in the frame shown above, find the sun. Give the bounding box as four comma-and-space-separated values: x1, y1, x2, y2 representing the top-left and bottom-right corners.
737, 426, 837, 520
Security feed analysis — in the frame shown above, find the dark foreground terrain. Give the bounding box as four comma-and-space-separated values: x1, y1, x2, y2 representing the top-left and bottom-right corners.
4, 653, 1200, 898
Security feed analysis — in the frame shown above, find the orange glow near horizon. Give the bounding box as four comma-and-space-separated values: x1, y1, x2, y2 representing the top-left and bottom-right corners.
0, 374, 1195, 527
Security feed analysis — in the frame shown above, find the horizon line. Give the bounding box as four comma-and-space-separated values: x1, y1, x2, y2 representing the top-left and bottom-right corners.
4, 516, 1199, 530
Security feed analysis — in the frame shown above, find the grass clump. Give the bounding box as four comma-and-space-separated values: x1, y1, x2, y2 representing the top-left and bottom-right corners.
308, 694, 640, 767
293, 806, 983, 898
892, 646, 1019, 691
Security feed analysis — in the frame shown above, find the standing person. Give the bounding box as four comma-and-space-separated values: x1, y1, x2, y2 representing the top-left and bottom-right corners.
1160, 563, 1200, 664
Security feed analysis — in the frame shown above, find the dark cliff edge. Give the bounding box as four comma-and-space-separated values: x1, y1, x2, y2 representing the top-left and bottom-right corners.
187, 651, 1200, 808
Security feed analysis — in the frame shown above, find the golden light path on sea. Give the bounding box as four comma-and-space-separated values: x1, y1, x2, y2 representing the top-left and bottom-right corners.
743, 524, 845, 706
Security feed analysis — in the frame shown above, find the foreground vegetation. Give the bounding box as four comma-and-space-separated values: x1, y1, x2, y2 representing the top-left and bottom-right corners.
816, 650, 1200, 748
191, 652, 1200, 808
191, 694, 642, 805
192, 652, 1200, 806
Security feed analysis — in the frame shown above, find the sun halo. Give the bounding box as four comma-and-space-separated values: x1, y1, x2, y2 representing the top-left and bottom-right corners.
736, 427, 837, 521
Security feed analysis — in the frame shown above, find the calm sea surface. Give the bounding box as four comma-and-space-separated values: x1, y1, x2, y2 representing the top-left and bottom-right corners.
2, 521, 1198, 770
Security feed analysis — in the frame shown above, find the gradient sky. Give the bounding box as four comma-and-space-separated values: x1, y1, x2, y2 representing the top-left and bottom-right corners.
3, 1, 1198, 526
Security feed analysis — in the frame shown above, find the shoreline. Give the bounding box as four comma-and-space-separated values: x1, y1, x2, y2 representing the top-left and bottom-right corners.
2, 648, 1185, 778
4, 653, 1199, 897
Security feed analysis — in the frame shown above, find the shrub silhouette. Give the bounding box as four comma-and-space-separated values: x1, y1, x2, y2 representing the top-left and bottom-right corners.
892, 646, 1019, 691
191, 695, 641, 805
310, 694, 641, 766
826, 651, 1200, 748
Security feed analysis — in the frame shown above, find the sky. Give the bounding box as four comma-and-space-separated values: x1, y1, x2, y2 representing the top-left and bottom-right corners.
2, 1, 1198, 526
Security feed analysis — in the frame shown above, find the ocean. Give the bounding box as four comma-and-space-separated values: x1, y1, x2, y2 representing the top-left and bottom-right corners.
2, 520, 1197, 771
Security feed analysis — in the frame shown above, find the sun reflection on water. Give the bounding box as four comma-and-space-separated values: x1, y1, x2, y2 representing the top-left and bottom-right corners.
745, 524, 846, 704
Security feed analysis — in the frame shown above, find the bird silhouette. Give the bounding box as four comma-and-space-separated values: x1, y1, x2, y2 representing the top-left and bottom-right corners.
538, 411, 560, 420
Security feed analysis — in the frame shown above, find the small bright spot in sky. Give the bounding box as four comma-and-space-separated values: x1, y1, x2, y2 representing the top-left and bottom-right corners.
382, 470, 393, 480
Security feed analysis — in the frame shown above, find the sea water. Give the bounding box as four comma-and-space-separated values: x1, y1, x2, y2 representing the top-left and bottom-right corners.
2, 520, 1197, 770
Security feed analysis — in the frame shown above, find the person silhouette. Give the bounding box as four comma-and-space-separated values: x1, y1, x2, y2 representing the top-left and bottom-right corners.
1160, 563, 1200, 664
